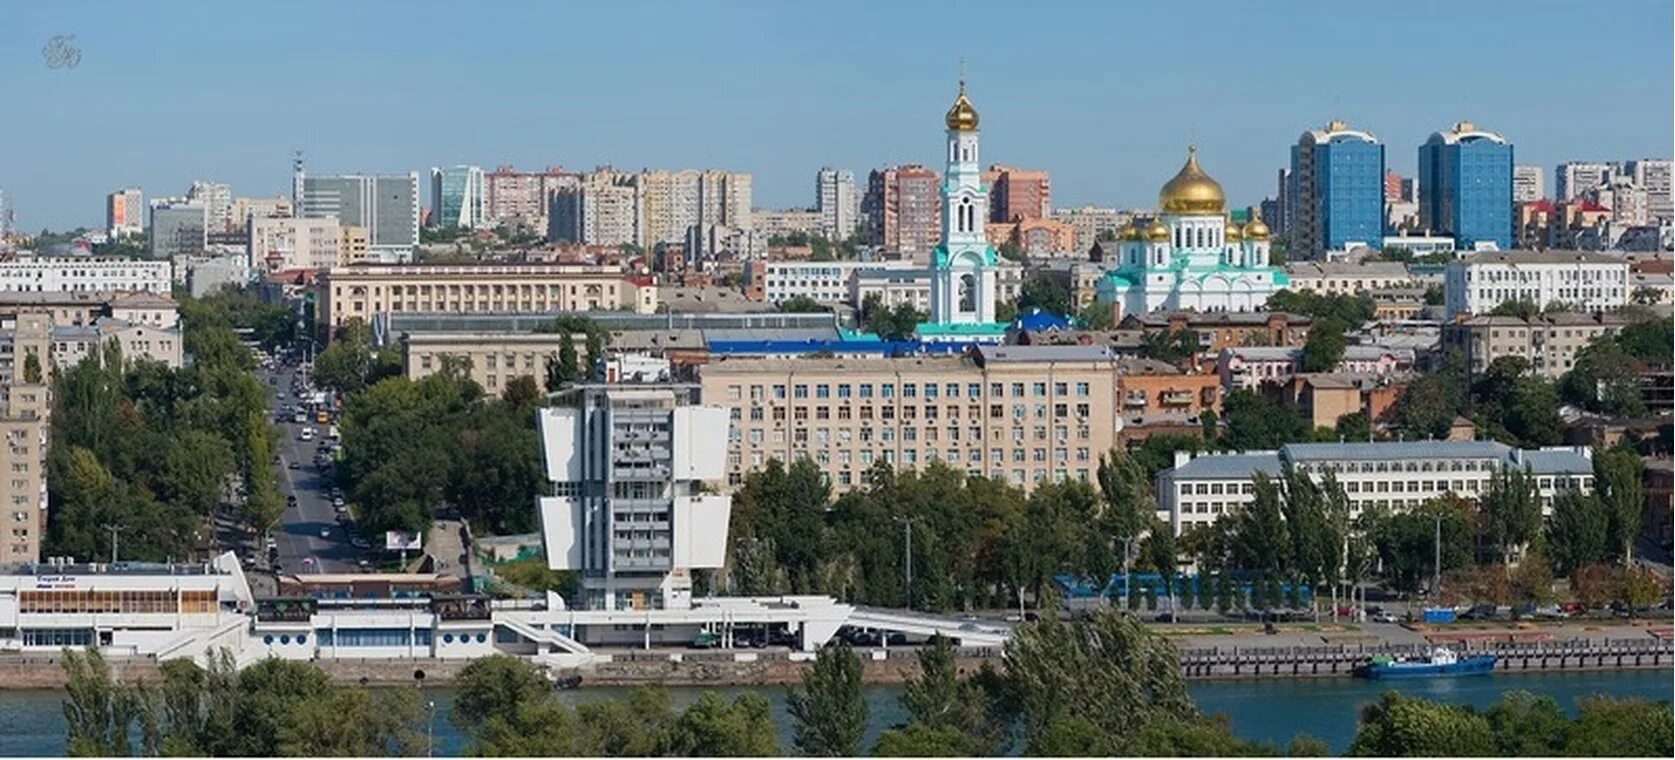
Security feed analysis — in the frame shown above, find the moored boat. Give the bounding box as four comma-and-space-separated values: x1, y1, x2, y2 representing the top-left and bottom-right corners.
1357, 646, 1496, 679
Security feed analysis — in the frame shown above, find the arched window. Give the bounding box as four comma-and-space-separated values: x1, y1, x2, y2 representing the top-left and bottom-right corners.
959, 273, 977, 312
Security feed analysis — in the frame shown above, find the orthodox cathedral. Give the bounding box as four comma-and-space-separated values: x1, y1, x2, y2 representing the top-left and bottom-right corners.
1094, 149, 1288, 317
914, 80, 1009, 344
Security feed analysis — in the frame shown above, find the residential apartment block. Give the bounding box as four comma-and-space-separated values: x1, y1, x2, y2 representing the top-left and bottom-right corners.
1158, 442, 1594, 535
699, 345, 1128, 491
816, 167, 859, 240
1443, 251, 1629, 318
247, 217, 350, 273
400, 331, 568, 394
105, 188, 144, 238
1051, 206, 1128, 254
0, 378, 47, 562
484, 166, 578, 231
0, 258, 170, 295
1282, 261, 1411, 297
1443, 312, 1629, 379
984, 165, 1051, 222
865, 165, 941, 258
1216, 345, 1411, 392
317, 263, 657, 331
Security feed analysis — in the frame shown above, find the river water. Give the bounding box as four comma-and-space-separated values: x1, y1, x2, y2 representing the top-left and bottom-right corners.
1, 670, 1668, 755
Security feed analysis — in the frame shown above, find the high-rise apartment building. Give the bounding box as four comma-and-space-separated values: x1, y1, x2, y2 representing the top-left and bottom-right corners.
484, 166, 578, 231
1626, 158, 1673, 221
536, 386, 731, 611
864, 165, 941, 257
1512, 165, 1545, 202
0, 314, 48, 562
551, 170, 644, 247
984, 165, 1051, 223
816, 167, 859, 240
428, 166, 486, 230
1050, 206, 1126, 254
1273, 168, 1290, 237
106, 188, 145, 239
1289, 121, 1386, 259
149, 202, 208, 260
232, 196, 292, 227
296, 170, 420, 261
187, 181, 234, 232
640, 169, 702, 245
1418, 122, 1513, 251
1383, 169, 1405, 202
1556, 162, 1617, 202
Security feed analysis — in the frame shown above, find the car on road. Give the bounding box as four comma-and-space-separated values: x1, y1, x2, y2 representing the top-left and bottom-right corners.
318, 527, 331, 539
333, 497, 345, 508
1370, 611, 1399, 624
299, 428, 315, 442
286, 461, 299, 469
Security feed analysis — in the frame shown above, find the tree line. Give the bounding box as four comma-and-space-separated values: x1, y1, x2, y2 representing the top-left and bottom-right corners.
61, 609, 1672, 757
46, 293, 286, 562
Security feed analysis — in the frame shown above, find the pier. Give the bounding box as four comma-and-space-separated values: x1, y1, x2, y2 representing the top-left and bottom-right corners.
1176, 636, 1673, 679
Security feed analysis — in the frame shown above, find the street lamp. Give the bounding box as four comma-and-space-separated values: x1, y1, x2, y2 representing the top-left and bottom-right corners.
893, 516, 918, 610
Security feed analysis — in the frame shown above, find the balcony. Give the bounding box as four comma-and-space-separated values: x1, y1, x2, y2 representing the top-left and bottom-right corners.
1123, 392, 1148, 408
1161, 391, 1194, 407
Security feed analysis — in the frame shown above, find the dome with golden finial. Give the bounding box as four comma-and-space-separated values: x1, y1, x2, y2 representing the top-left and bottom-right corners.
1225, 218, 1243, 241
1119, 221, 1144, 241
1158, 146, 1225, 214
945, 80, 979, 131
1145, 218, 1170, 242
1243, 214, 1270, 241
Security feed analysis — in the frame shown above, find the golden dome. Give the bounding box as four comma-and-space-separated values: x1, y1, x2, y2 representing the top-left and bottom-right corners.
1145, 219, 1170, 242
1225, 219, 1243, 241
1158, 146, 1225, 214
945, 81, 979, 131
1119, 222, 1144, 241
1243, 216, 1271, 240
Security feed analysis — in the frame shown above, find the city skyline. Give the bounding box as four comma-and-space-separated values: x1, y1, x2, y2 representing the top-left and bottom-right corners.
3, 0, 1671, 230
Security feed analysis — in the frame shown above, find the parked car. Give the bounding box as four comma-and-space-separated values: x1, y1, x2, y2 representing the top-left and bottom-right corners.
1370, 611, 1399, 624
318, 527, 331, 539
287, 461, 299, 470
690, 630, 722, 649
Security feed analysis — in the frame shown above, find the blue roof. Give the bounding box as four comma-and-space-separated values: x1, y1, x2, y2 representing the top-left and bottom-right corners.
1166, 452, 1283, 480
1010, 308, 1071, 333
1280, 441, 1511, 462
1516, 449, 1594, 475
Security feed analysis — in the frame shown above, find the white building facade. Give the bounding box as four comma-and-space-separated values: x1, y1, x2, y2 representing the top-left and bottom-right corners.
816, 167, 859, 240
1443, 251, 1630, 318
750, 260, 916, 305
0, 258, 171, 294
1158, 442, 1595, 535
248, 216, 343, 272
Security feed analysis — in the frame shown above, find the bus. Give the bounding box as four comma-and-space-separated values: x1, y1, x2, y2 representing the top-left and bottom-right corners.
315, 410, 330, 425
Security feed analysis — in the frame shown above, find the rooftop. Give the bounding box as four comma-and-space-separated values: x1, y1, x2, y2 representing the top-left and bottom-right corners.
1284, 261, 1411, 278
975, 344, 1116, 364
1452, 250, 1625, 266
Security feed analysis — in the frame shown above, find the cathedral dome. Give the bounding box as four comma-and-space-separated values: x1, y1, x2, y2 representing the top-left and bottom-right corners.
1119, 222, 1144, 241
1225, 220, 1243, 241
945, 83, 979, 131
1243, 217, 1271, 240
1145, 219, 1170, 242
1158, 146, 1225, 214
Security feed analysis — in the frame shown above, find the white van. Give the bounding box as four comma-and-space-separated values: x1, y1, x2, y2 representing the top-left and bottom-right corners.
299, 427, 315, 442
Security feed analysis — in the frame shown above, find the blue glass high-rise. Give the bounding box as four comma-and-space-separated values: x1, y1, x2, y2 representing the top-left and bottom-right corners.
1288, 122, 1385, 259
1418, 123, 1513, 250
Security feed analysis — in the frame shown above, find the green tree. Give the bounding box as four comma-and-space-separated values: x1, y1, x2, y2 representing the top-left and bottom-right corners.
22, 351, 43, 383
1373, 499, 1474, 594
1484, 690, 1568, 756
1016, 274, 1072, 317
1348, 692, 1495, 756
786, 643, 868, 757
1487, 299, 1542, 319
452, 655, 552, 732
878, 635, 1009, 756
1594, 448, 1645, 564
1334, 410, 1372, 442
778, 295, 830, 313
1299, 320, 1346, 373
1478, 469, 1542, 567
1390, 355, 1466, 440
160, 430, 237, 518
1075, 301, 1114, 330
1562, 696, 1675, 757
62, 649, 140, 758
1222, 389, 1310, 451
666, 692, 780, 757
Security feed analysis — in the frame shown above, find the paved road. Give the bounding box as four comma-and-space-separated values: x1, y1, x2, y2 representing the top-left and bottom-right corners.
263, 364, 360, 575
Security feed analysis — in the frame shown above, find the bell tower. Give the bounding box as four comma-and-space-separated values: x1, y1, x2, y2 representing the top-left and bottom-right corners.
929, 77, 998, 325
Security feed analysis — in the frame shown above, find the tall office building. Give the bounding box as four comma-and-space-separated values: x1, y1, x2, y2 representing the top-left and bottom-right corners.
1273, 168, 1290, 237
815, 167, 859, 240
484, 166, 577, 231
106, 187, 145, 239
1555, 161, 1616, 202
295, 169, 420, 261
149, 202, 207, 260
864, 165, 941, 257
187, 181, 234, 232
1626, 158, 1673, 222
1512, 165, 1545, 202
536, 386, 730, 611
1418, 121, 1513, 251
1289, 121, 1386, 259
428, 166, 486, 229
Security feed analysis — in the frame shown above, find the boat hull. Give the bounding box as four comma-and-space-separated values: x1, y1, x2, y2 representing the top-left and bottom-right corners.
1360, 655, 1497, 679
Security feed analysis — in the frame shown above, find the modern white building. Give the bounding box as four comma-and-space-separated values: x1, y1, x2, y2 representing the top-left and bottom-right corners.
1158, 441, 1595, 535
0, 257, 171, 294
1512, 165, 1545, 203
149, 202, 208, 261
187, 181, 235, 233
1625, 158, 1672, 222
1443, 250, 1630, 318
1556, 161, 1616, 202
816, 167, 859, 240
748, 259, 916, 305
296, 169, 420, 262
848, 262, 1024, 312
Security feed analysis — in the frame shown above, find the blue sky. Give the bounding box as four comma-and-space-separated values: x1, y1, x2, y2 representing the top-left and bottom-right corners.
3, 0, 1671, 230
